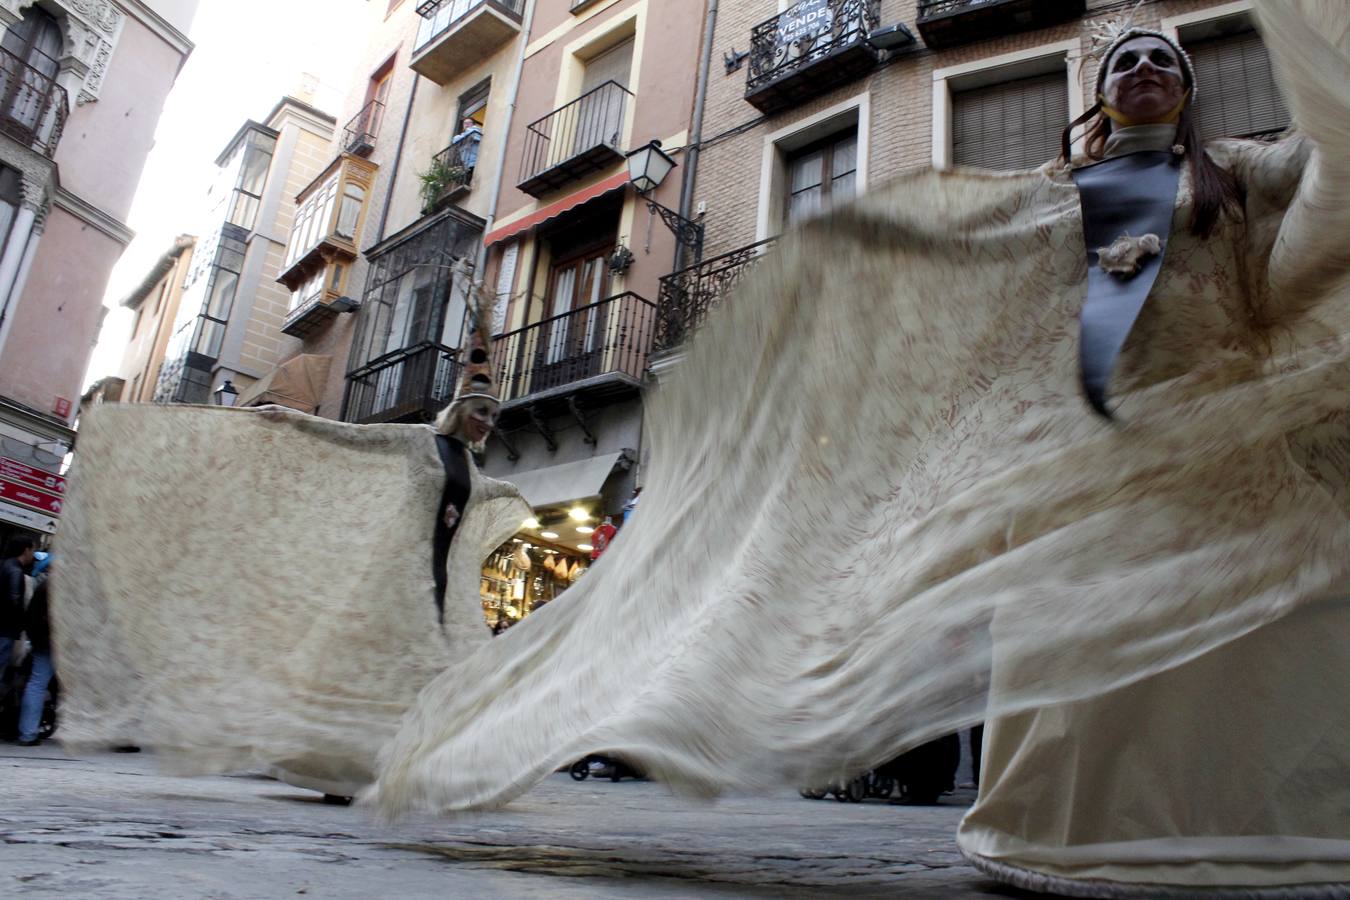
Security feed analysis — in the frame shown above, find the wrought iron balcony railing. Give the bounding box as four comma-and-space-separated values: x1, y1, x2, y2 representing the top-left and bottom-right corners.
745, 0, 880, 114
0, 47, 68, 159
517, 80, 632, 198
342, 100, 384, 157
493, 291, 655, 403
345, 342, 460, 424
421, 141, 475, 214
655, 238, 778, 353
915, 0, 1085, 49
413, 0, 525, 85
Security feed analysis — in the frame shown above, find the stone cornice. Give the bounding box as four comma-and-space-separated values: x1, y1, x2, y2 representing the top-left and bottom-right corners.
114, 0, 194, 57
54, 186, 136, 245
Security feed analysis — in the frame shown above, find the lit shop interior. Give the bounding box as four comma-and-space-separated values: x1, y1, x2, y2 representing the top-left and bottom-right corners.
480, 454, 632, 627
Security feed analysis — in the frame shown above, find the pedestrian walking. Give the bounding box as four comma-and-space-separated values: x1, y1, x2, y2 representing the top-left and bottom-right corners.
17, 555, 53, 746
0, 535, 35, 675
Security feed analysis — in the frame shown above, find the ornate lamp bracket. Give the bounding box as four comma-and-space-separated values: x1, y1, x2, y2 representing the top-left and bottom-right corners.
645, 199, 705, 264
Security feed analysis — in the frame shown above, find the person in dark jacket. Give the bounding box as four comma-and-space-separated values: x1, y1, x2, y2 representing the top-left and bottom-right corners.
17, 557, 52, 745
0, 535, 35, 676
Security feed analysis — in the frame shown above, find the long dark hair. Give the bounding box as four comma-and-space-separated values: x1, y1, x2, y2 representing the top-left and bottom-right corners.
1061, 101, 1243, 239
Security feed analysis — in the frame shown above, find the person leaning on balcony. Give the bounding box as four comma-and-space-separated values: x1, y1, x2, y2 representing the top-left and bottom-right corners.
450, 117, 483, 181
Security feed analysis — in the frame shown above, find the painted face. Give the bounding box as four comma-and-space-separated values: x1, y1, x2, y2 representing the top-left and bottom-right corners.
1102, 36, 1187, 124
460, 399, 499, 444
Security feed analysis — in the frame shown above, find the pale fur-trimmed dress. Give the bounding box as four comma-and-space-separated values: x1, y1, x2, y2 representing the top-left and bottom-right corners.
365, 1, 1350, 894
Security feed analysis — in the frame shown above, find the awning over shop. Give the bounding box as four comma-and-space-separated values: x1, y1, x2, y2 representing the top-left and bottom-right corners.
236, 354, 332, 414
505, 451, 624, 510
484, 172, 630, 247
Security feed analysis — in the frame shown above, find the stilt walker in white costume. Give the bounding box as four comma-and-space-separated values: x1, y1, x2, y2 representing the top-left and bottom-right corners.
54, 291, 527, 798
368, 1, 1350, 895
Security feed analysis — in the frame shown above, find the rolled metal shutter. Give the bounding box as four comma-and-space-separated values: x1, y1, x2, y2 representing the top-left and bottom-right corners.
1186, 28, 1290, 140
952, 70, 1069, 170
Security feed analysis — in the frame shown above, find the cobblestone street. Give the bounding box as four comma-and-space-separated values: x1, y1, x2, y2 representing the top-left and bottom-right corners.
0, 745, 1036, 898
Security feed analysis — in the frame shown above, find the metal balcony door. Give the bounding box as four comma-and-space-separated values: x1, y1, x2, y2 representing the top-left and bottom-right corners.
574, 37, 632, 156
0, 8, 61, 138
538, 249, 611, 391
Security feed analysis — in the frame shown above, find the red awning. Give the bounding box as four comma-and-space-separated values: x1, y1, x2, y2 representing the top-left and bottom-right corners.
484, 172, 630, 247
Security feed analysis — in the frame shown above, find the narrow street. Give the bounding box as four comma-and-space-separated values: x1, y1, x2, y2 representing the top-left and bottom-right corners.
0, 746, 1023, 898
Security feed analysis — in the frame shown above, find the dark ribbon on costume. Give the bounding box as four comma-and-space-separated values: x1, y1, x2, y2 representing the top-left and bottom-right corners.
433, 434, 471, 625
1072, 150, 1182, 418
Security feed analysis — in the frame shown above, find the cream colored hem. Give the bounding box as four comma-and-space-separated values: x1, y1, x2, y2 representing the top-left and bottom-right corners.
961, 840, 1350, 899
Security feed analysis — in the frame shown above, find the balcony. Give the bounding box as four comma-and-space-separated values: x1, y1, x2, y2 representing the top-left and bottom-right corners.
411, 0, 524, 86
420, 142, 474, 215
517, 81, 632, 198
345, 342, 460, 424
342, 100, 384, 157
745, 0, 881, 115
0, 47, 68, 159
278, 154, 378, 294
655, 238, 777, 353
493, 292, 655, 409
916, 0, 1085, 49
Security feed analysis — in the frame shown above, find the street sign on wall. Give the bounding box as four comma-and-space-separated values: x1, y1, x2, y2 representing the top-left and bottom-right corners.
0, 500, 58, 534
0, 479, 62, 516
0, 457, 66, 495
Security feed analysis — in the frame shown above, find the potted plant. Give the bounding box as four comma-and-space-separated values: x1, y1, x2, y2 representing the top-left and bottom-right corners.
418, 157, 469, 213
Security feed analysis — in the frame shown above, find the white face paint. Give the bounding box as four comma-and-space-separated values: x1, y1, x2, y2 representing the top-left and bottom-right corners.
459, 399, 499, 445
1102, 36, 1187, 124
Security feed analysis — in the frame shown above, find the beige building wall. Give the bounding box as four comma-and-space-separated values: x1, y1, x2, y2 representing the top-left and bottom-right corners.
115, 236, 195, 404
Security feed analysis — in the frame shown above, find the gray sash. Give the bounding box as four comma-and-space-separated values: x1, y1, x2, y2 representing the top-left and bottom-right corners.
1072, 151, 1182, 417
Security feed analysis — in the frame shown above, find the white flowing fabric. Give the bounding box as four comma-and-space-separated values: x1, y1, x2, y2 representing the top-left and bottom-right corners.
366, 7, 1350, 896
54, 404, 528, 795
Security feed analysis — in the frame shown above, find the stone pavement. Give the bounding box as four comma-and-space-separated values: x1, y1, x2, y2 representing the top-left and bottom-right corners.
0, 745, 1040, 898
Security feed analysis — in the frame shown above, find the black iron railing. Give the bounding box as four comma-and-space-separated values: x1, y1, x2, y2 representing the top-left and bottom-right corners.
421, 141, 475, 213
0, 47, 68, 159
416, 0, 524, 50
493, 291, 655, 402
747, 0, 880, 95
655, 238, 777, 352
343, 100, 384, 156
345, 342, 460, 424
518, 80, 632, 195
915, 0, 1084, 48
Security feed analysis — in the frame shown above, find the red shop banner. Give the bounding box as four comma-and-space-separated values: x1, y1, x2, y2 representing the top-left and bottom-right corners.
0, 479, 63, 516
0, 457, 66, 495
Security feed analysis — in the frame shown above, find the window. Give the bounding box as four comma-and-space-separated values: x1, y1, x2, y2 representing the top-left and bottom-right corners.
785, 130, 857, 226
1183, 24, 1289, 140
457, 78, 490, 127
0, 6, 61, 135
364, 56, 395, 139
951, 69, 1068, 169
226, 131, 277, 230
346, 213, 480, 374
336, 183, 365, 238
191, 229, 247, 359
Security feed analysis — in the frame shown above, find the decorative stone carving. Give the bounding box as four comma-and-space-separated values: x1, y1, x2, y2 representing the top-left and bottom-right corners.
69, 0, 122, 33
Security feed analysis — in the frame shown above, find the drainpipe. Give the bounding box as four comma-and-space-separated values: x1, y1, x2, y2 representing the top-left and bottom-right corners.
675, 0, 717, 273
471, 0, 538, 293
375, 72, 422, 243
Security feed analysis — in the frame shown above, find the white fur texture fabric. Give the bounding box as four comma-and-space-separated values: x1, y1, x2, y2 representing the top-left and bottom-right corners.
54, 405, 528, 794
365, 8, 1350, 893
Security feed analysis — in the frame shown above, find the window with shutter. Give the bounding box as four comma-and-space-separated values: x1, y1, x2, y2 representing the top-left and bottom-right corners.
1184, 28, 1290, 141
952, 70, 1068, 170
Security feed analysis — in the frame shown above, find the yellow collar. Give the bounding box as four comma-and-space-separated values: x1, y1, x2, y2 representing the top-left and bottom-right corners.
1097, 90, 1190, 127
